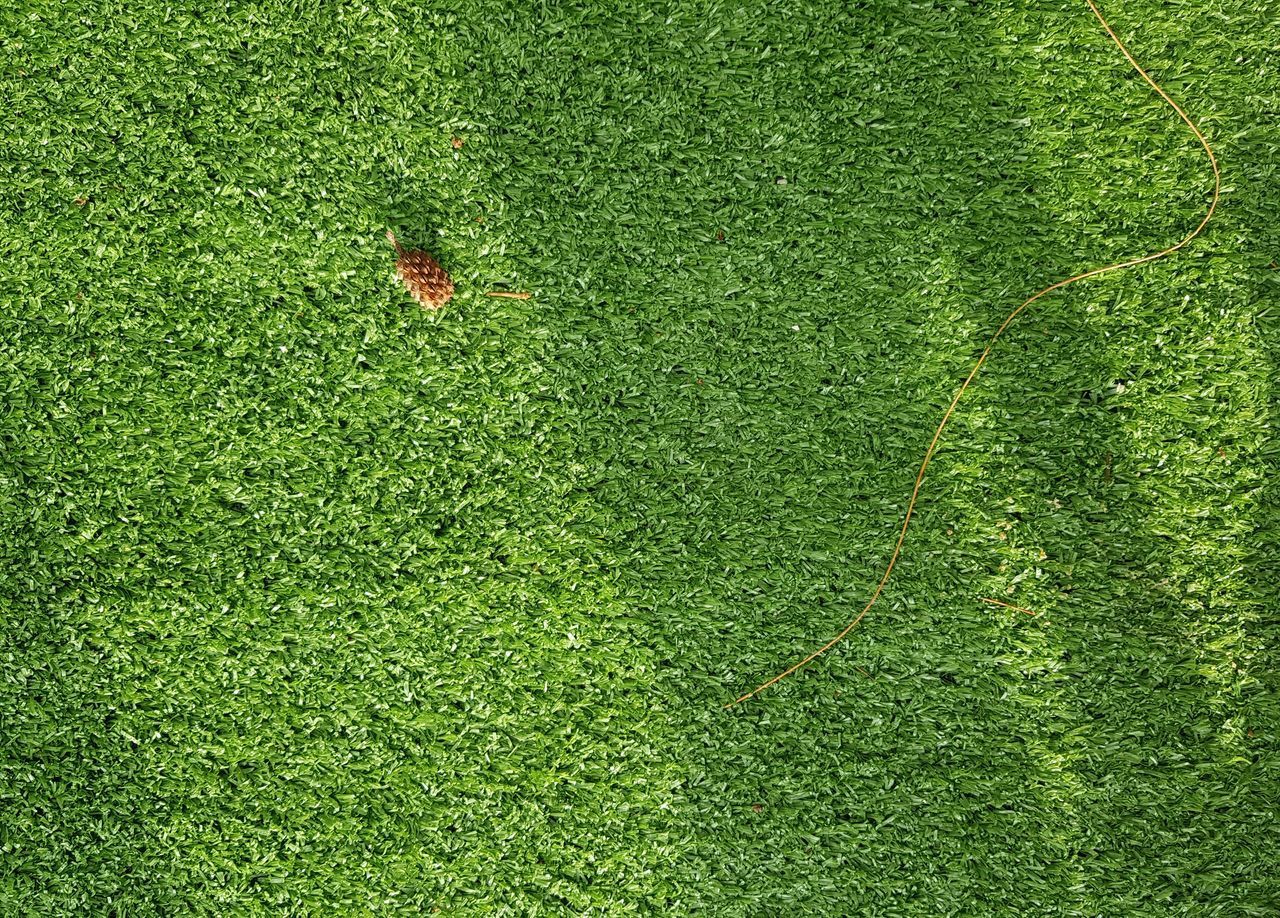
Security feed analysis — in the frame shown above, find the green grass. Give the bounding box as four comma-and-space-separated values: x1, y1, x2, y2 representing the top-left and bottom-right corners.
3, 0, 1279, 913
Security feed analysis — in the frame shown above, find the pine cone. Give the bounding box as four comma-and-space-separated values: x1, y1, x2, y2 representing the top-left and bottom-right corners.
387, 230, 453, 310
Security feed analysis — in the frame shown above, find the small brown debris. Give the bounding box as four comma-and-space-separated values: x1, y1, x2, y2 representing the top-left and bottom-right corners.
485, 291, 531, 300
980, 597, 1039, 617
451, 136, 464, 149
73, 196, 88, 206
751, 804, 763, 813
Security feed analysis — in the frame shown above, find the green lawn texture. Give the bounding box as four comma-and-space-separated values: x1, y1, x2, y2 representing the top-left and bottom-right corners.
2, 0, 1278, 914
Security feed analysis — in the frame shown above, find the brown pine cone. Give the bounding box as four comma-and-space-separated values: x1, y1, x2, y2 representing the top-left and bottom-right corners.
387, 230, 453, 310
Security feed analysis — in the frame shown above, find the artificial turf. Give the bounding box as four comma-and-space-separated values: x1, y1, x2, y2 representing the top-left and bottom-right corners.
3, 0, 1279, 913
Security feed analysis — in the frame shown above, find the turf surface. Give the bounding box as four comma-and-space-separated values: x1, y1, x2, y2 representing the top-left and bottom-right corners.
3, 0, 1279, 913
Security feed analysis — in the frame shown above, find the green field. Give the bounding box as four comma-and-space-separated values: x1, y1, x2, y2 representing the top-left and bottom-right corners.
3, 0, 1278, 913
